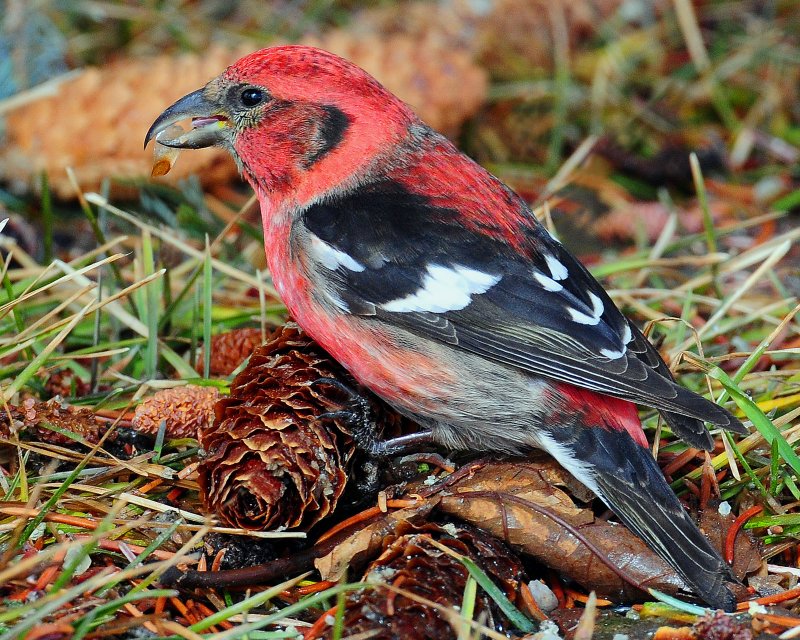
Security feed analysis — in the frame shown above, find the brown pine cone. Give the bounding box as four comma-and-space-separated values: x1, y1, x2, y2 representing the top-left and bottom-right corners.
3, 33, 485, 199
44, 369, 91, 399
0, 397, 102, 445
132, 386, 220, 439
475, 0, 625, 80
302, 31, 487, 137
325, 521, 530, 639
195, 327, 264, 377
0, 44, 251, 199
197, 323, 405, 531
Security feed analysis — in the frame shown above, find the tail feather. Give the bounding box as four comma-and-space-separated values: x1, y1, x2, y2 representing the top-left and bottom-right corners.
539, 424, 737, 611
625, 319, 748, 447
661, 411, 714, 451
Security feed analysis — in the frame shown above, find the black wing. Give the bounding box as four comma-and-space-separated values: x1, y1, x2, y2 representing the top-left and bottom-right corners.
301, 181, 744, 439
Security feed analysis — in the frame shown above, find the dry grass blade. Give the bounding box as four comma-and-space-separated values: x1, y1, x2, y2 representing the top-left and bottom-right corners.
85, 193, 276, 295
2, 301, 92, 402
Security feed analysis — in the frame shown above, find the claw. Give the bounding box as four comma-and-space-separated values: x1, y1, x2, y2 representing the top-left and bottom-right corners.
310, 377, 434, 458
307, 376, 362, 399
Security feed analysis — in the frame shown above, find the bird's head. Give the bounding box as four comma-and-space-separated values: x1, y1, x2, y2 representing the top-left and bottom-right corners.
145, 46, 417, 208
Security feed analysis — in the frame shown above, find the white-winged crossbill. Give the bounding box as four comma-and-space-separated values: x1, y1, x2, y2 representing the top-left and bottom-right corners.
146, 46, 746, 610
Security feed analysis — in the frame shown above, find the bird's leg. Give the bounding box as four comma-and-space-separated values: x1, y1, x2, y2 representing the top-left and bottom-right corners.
311, 377, 381, 452
309, 377, 435, 458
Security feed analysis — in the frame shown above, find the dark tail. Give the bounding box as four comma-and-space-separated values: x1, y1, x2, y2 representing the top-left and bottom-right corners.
540, 424, 737, 611
624, 318, 747, 450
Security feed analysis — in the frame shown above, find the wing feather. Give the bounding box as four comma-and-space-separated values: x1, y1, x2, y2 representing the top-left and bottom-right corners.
299, 179, 744, 435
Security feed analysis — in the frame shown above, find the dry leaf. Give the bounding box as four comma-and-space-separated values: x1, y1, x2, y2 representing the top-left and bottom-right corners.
437, 459, 689, 601
314, 501, 434, 582
699, 506, 763, 579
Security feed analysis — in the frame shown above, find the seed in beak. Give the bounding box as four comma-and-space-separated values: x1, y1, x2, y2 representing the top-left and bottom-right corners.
151, 124, 186, 177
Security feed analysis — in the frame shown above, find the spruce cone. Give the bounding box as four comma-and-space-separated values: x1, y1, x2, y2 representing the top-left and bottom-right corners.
302, 31, 487, 137
132, 386, 220, 439
0, 397, 101, 445
475, 0, 624, 80
326, 521, 529, 639
339, 0, 624, 80
3, 34, 485, 199
44, 369, 91, 399
195, 327, 264, 377
198, 323, 403, 531
0, 44, 252, 199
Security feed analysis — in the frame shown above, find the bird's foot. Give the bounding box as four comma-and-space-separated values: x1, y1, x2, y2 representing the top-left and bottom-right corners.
310, 377, 434, 458
311, 376, 385, 454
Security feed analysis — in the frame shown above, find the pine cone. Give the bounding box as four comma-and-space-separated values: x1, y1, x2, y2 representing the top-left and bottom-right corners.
326, 521, 529, 639
44, 369, 91, 399
3, 30, 485, 199
195, 327, 264, 377
0, 397, 102, 445
132, 386, 220, 439
475, 0, 625, 80
0, 44, 251, 199
302, 31, 487, 137
337, 0, 624, 81
198, 323, 402, 531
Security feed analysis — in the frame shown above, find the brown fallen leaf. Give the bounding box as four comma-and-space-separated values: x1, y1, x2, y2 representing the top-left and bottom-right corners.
313, 457, 691, 602
436, 458, 689, 601
314, 501, 434, 582
699, 505, 763, 580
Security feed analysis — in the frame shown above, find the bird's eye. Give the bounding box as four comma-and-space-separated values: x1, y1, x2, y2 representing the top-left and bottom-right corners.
241, 88, 265, 108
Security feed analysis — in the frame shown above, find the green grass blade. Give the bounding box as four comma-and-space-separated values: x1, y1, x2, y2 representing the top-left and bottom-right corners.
2, 301, 92, 403
709, 366, 800, 480
142, 227, 160, 379
458, 556, 535, 632
202, 237, 213, 379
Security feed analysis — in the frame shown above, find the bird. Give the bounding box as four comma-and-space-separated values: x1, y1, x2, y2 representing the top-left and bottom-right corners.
146, 45, 747, 611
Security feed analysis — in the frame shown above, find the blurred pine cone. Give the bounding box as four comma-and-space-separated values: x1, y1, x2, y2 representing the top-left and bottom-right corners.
0, 44, 252, 199
340, 0, 625, 81
44, 368, 91, 399
195, 327, 264, 377
475, 0, 624, 80
2, 29, 485, 199
198, 323, 405, 531
302, 31, 487, 136
326, 521, 529, 639
132, 386, 220, 439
